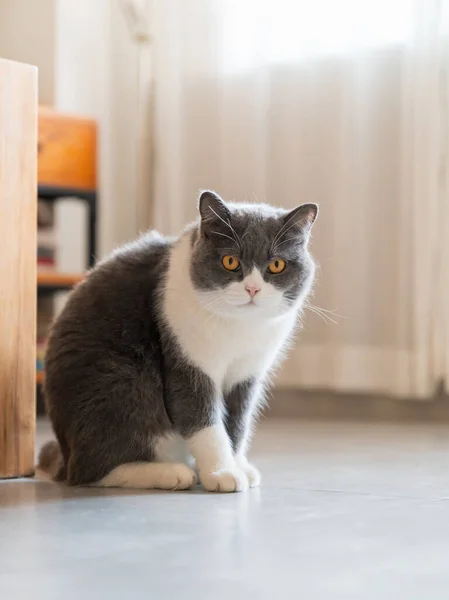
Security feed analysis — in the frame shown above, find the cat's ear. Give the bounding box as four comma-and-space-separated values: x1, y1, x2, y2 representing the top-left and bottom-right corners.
198, 190, 230, 229
281, 203, 318, 241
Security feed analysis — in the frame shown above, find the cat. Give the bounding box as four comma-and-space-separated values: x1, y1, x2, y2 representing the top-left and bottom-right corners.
38, 190, 318, 493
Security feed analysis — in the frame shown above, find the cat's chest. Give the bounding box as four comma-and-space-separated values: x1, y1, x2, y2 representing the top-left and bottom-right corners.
168, 307, 296, 387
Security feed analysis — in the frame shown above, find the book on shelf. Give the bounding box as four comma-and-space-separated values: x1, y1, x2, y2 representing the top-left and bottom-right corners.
37, 227, 55, 247
36, 337, 47, 374
38, 199, 56, 272
37, 245, 56, 271
38, 199, 54, 228
37, 295, 52, 378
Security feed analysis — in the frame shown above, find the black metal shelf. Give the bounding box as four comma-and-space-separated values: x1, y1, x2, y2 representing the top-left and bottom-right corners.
36, 184, 97, 398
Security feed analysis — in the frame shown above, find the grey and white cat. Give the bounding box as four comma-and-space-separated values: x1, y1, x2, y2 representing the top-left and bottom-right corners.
39, 191, 318, 493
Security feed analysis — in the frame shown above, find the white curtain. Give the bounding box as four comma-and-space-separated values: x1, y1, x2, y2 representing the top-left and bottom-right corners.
150, 0, 449, 399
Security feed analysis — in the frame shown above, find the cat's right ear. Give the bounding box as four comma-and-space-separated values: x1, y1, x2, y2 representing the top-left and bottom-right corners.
198, 190, 230, 233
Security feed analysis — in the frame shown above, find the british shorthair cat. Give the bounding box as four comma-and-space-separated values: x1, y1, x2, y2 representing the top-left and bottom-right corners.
38, 191, 318, 493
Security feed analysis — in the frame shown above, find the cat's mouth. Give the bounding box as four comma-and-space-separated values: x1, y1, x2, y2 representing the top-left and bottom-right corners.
236, 299, 259, 309
230, 296, 275, 309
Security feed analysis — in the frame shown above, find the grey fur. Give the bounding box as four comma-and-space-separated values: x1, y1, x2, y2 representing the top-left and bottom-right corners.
224, 379, 256, 452
191, 191, 317, 308
41, 191, 317, 486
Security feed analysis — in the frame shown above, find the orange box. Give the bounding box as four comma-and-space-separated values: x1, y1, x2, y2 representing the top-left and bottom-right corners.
38, 106, 97, 191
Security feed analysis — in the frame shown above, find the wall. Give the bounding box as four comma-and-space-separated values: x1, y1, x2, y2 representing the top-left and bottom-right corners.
55, 0, 141, 258
0, 0, 56, 104
0, 0, 142, 259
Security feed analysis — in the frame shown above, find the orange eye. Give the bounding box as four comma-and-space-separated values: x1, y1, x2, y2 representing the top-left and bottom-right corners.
222, 255, 240, 271
268, 258, 286, 274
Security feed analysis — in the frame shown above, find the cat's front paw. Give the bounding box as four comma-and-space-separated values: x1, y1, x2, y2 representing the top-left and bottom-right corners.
200, 468, 249, 493
235, 456, 261, 488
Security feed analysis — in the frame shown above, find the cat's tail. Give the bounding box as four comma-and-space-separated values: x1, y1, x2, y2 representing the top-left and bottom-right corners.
36, 440, 66, 481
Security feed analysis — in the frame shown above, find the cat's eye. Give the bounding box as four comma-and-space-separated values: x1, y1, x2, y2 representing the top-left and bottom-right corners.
268, 258, 286, 274
222, 255, 240, 271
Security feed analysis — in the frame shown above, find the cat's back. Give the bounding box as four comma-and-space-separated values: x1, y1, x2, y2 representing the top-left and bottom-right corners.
46, 231, 173, 362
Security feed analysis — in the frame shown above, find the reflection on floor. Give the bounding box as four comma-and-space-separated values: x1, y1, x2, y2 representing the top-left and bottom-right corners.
2, 418, 449, 599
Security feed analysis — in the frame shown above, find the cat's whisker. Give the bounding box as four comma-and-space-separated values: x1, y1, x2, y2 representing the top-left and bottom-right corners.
202, 294, 226, 311
204, 297, 223, 309
218, 246, 240, 253
307, 304, 345, 319
308, 305, 337, 319
271, 219, 305, 252
304, 305, 339, 325
272, 215, 294, 246
211, 230, 239, 248
270, 209, 301, 253
272, 236, 300, 254
208, 207, 242, 250
240, 230, 251, 243
306, 306, 334, 324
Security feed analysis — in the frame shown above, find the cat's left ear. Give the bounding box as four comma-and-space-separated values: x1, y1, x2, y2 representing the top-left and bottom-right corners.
281, 203, 318, 242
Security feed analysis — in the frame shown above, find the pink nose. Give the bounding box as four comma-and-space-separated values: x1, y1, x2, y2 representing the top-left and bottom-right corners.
245, 284, 261, 298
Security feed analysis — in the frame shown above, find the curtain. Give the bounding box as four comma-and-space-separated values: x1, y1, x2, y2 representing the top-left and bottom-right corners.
150, 0, 449, 399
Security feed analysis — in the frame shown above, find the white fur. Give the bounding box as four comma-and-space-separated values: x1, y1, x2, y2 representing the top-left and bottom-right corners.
162, 233, 312, 492
187, 424, 248, 492
234, 454, 261, 488
163, 235, 304, 388
96, 462, 197, 490
187, 424, 233, 472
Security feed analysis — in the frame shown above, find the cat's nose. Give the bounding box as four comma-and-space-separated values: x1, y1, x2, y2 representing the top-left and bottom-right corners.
245, 284, 261, 298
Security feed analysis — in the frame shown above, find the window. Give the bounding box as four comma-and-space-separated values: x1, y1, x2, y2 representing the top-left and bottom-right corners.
221, 0, 414, 71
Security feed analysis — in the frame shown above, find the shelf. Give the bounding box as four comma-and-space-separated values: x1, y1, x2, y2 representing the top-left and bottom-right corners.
37, 186, 97, 269
38, 184, 96, 203
38, 271, 84, 290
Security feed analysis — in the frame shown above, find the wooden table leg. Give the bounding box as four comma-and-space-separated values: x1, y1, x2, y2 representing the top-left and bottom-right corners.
0, 59, 38, 478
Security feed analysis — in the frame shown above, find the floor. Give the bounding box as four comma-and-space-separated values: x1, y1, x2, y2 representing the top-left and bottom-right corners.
2, 419, 449, 599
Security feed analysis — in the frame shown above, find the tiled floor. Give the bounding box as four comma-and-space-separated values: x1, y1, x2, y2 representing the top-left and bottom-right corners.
2, 418, 449, 599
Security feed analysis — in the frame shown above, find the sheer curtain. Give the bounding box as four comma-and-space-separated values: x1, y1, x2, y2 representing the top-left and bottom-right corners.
150, 0, 449, 398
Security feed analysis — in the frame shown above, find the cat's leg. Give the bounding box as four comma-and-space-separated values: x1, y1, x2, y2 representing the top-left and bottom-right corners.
56, 365, 197, 490
165, 364, 248, 493
187, 422, 248, 492
67, 434, 197, 490
224, 379, 263, 488
67, 431, 198, 490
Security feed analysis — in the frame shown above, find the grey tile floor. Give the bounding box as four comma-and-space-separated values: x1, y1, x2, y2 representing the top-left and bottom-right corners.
2, 418, 449, 599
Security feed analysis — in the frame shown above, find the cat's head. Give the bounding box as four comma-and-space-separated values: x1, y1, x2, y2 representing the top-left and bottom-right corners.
189, 190, 318, 319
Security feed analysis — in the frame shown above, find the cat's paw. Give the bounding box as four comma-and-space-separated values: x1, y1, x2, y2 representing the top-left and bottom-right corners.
97, 461, 197, 490
242, 463, 261, 488
157, 463, 198, 490
235, 457, 261, 488
200, 468, 249, 493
